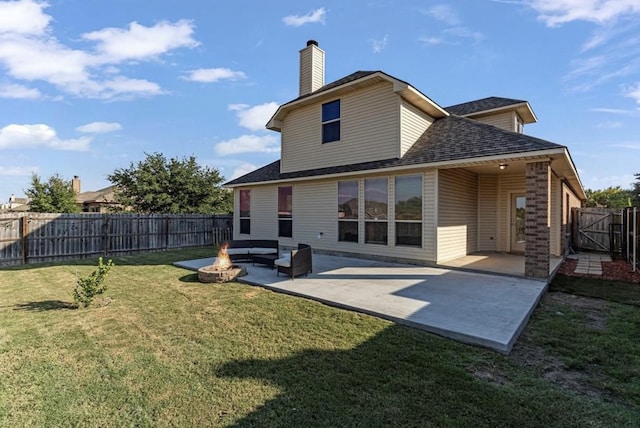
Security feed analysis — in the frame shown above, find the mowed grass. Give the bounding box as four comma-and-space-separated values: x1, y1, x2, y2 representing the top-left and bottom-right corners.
0, 249, 638, 427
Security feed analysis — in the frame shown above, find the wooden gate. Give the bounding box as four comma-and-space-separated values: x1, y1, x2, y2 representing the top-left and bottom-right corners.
571, 207, 622, 253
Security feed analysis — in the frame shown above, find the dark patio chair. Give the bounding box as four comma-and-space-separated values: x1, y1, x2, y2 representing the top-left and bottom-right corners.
274, 243, 312, 279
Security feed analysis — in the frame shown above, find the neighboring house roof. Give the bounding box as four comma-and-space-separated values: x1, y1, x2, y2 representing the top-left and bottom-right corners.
76, 185, 117, 204
225, 115, 565, 186
445, 96, 537, 124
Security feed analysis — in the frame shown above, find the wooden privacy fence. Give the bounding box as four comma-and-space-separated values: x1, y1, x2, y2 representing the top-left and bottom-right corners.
571, 207, 622, 253
622, 207, 639, 272
0, 213, 233, 268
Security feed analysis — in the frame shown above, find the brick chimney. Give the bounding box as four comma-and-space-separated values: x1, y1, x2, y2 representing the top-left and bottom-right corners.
72, 176, 81, 193
299, 40, 325, 96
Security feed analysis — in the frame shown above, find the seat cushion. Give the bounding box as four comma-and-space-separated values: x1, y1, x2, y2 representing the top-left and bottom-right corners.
274, 256, 291, 268
248, 247, 278, 255
225, 248, 249, 256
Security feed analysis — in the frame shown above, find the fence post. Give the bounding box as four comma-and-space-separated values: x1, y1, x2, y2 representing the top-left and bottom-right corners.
102, 214, 109, 256
21, 215, 29, 265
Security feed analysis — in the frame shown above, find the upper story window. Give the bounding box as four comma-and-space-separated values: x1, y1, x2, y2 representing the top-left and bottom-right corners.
322, 99, 340, 143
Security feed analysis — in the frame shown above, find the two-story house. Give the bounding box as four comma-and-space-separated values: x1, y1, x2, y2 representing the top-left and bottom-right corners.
225, 41, 585, 280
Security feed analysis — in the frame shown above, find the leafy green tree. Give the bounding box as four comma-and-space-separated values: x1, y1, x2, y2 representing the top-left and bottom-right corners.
25, 173, 80, 213
632, 173, 640, 206
584, 186, 633, 209
108, 152, 232, 213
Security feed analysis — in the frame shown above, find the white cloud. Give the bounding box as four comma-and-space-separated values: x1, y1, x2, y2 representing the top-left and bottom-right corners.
422, 4, 460, 25
591, 107, 640, 115
230, 162, 258, 180
283, 8, 326, 27
0, 0, 51, 35
0, 165, 35, 176
228, 103, 249, 111
444, 27, 485, 43
610, 142, 640, 149
418, 36, 446, 46
582, 172, 637, 189
229, 102, 279, 132
0, 83, 40, 99
371, 35, 389, 53
527, 0, 640, 27
214, 134, 279, 156
0, 2, 199, 100
0, 124, 91, 151
81, 20, 199, 62
76, 122, 122, 133
185, 68, 247, 83
596, 120, 623, 128
625, 82, 640, 105
419, 5, 483, 46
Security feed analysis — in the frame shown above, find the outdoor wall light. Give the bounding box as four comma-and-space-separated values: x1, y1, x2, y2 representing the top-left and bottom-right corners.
317, 232, 324, 239
499, 163, 508, 170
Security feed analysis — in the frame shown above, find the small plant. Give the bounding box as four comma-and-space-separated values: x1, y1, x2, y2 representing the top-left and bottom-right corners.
73, 257, 114, 308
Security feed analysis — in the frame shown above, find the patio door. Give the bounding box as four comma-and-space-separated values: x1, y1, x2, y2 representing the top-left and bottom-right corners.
511, 194, 526, 253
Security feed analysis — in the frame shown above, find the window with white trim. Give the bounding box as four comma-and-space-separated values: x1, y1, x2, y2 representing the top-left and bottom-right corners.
239, 189, 250, 235
395, 175, 422, 247
338, 180, 358, 242
278, 186, 292, 238
322, 100, 340, 143
365, 177, 388, 245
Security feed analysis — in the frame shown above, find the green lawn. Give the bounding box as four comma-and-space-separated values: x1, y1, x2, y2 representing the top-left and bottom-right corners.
1, 249, 638, 427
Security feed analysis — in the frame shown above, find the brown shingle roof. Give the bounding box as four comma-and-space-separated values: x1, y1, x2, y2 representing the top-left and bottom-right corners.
445, 97, 527, 116
224, 116, 563, 186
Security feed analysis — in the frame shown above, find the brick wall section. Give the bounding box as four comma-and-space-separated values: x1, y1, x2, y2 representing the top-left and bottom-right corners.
525, 161, 550, 279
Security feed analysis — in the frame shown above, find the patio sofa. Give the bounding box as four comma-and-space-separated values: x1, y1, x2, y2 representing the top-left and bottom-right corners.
223, 240, 279, 263
275, 243, 313, 279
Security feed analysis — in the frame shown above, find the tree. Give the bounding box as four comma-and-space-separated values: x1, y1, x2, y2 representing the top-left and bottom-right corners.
584, 186, 633, 209
632, 173, 640, 206
25, 173, 79, 213
108, 152, 232, 213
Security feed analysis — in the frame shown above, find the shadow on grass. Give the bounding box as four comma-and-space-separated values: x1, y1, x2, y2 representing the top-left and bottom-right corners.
0, 247, 216, 271
179, 273, 200, 283
215, 324, 625, 427
14, 300, 77, 311
550, 274, 640, 306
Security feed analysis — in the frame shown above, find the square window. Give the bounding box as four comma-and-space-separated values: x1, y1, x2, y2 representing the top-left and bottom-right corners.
338, 221, 358, 242
279, 219, 292, 238
322, 121, 340, 143
322, 100, 340, 122
240, 219, 250, 235
365, 222, 387, 245
396, 223, 422, 246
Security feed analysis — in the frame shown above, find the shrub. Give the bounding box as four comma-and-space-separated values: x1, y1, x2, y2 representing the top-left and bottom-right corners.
73, 257, 114, 308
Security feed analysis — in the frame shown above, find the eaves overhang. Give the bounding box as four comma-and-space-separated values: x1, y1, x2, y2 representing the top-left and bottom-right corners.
266, 71, 448, 132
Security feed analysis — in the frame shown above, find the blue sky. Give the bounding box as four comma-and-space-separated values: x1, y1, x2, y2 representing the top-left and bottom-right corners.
1, 0, 639, 200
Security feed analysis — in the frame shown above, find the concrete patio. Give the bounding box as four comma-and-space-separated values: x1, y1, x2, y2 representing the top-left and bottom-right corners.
438, 252, 563, 278
175, 254, 547, 354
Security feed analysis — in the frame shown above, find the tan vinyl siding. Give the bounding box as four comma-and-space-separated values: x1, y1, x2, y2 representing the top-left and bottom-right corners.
477, 175, 498, 251
475, 111, 516, 132
497, 173, 525, 252
550, 174, 561, 256
299, 44, 324, 96
437, 169, 478, 262
237, 171, 439, 264
251, 186, 278, 240
423, 169, 437, 261
400, 101, 433, 157
290, 180, 336, 247
281, 81, 399, 173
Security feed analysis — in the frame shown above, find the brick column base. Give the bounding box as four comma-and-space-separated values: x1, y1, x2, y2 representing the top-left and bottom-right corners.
525, 161, 550, 279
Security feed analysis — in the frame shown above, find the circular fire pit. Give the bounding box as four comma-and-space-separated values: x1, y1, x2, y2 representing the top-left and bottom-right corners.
198, 264, 247, 283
